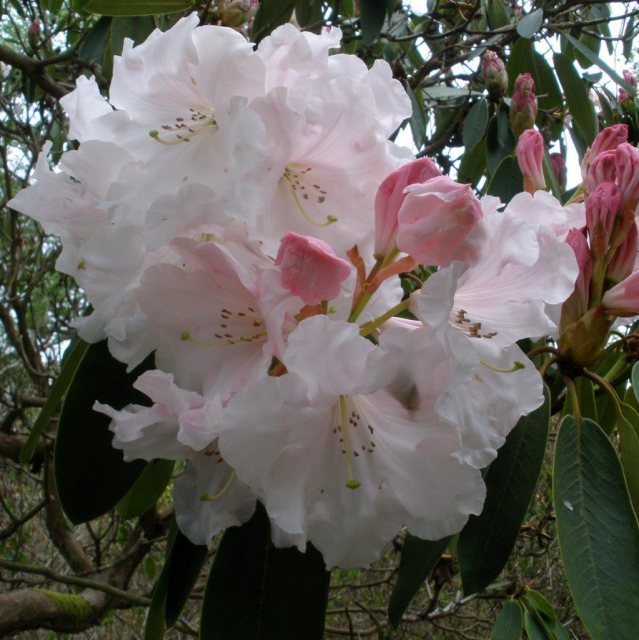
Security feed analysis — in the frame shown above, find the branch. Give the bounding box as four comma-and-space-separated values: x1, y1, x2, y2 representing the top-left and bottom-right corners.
0, 43, 71, 100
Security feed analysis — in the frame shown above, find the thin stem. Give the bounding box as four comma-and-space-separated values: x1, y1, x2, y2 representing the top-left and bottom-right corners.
359, 299, 410, 336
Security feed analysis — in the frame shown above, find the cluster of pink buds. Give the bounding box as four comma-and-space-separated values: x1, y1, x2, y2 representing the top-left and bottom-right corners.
481, 51, 508, 100
559, 125, 639, 366
509, 73, 538, 136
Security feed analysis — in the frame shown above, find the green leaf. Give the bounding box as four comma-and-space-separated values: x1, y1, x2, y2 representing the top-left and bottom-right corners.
360, 0, 391, 44
485, 156, 523, 202
462, 98, 489, 150
491, 601, 523, 640
558, 30, 635, 94
562, 376, 597, 422
388, 534, 450, 627
83, 0, 192, 15
486, 0, 510, 30
524, 610, 553, 640
251, 0, 296, 43
458, 140, 486, 188
54, 340, 154, 524
631, 361, 639, 402
79, 16, 112, 65
554, 417, 639, 640
623, 17, 635, 62
553, 52, 598, 150
617, 403, 639, 516
407, 86, 426, 150
110, 16, 155, 55
485, 103, 515, 173
200, 504, 330, 640
145, 521, 208, 638
21, 339, 89, 464
458, 386, 549, 595
116, 459, 174, 520
516, 8, 543, 39
521, 590, 570, 640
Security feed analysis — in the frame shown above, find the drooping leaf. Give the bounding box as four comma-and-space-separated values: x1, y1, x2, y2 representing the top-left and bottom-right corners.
200, 504, 330, 640
145, 521, 209, 639
623, 16, 635, 62
407, 86, 426, 150
631, 361, 639, 402
554, 416, 639, 640
521, 589, 570, 640
54, 340, 154, 524
617, 403, 639, 516
458, 140, 486, 188
251, 0, 296, 43
78, 16, 113, 65
83, 0, 193, 15
462, 98, 489, 150
388, 534, 450, 627
491, 601, 523, 640
21, 339, 89, 464
516, 8, 543, 39
116, 459, 174, 520
458, 386, 549, 595
360, 0, 391, 44
110, 16, 155, 55
558, 30, 635, 94
553, 52, 598, 151
485, 155, 523, 201
486, 0, 510, 30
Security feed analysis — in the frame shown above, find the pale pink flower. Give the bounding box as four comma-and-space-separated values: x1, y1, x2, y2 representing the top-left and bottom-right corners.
396, 176, 484, 267
602, 270, 639, 316
275, 232, 352, 305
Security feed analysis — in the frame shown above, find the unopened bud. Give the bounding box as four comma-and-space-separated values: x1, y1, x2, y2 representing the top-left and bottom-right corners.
550, 153, 566, 191
615, 143, 639, 208
374, 158, 442, 258
564, 227, 592, 318
581, 124, 628, 181
396, 176, 484, 267
218, 0, 251, 27
516, 129, 546, 193
619, 70, 638, 106
482, 51, 508, 99
587, 150, 616, 193
608, 223, 638, 284
509, 73, 537, 136
28, 19, 41, 49
275, 232, 352, 305
586, 182, 621, 259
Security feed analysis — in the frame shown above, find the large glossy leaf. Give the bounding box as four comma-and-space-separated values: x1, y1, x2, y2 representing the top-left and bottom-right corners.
200, 504, 330, 640
360, 0, 391, 44
116, 459, 174, 520
491, 601, 522, 640
388, 534, 450, 627
486, 103, 515, 173
558, 30, 635, 94
145, 521, 209, 638
516, 8, 543, 39
83, 0, 193, 15
484, 155, 523, 201
54, 340, 153, 523
458, 387, 549, 595
553, 53, 598, 151
554, 417, 639, 639
521, 590, 570, 640
251, 0, 296, 43
462, 98, 489, 150
78, 16, 112, 65
617, 403, 639, 516
21, 338, 89, 463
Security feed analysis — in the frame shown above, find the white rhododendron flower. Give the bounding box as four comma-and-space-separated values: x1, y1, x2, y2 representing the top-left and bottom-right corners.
9, 15, 580, 568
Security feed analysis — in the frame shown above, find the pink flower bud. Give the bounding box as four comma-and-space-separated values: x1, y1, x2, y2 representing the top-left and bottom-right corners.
275, 232, 352, 305
608, 223, 638, 284
551, 153, 566, 191
516, 129, 546, 192
396, 176, 483, 267
615, 143, 639, 207
565, 227, 592, 314
586, 182, 621, 258
374, 158, 442, 258
581, 125, 628, 180
587, 150, 616, 192
619, 70, 637, 106
509, 73, 537, 136
602, 269, 639, 317
482, 51, 508, 99
28, 19, 41, 48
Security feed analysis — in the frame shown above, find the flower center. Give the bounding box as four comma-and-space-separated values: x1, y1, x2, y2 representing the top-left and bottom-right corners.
149, 107, 217, 145
180, 305, 267, 347
281, 165, 338, 227
450, 308, 498, 339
